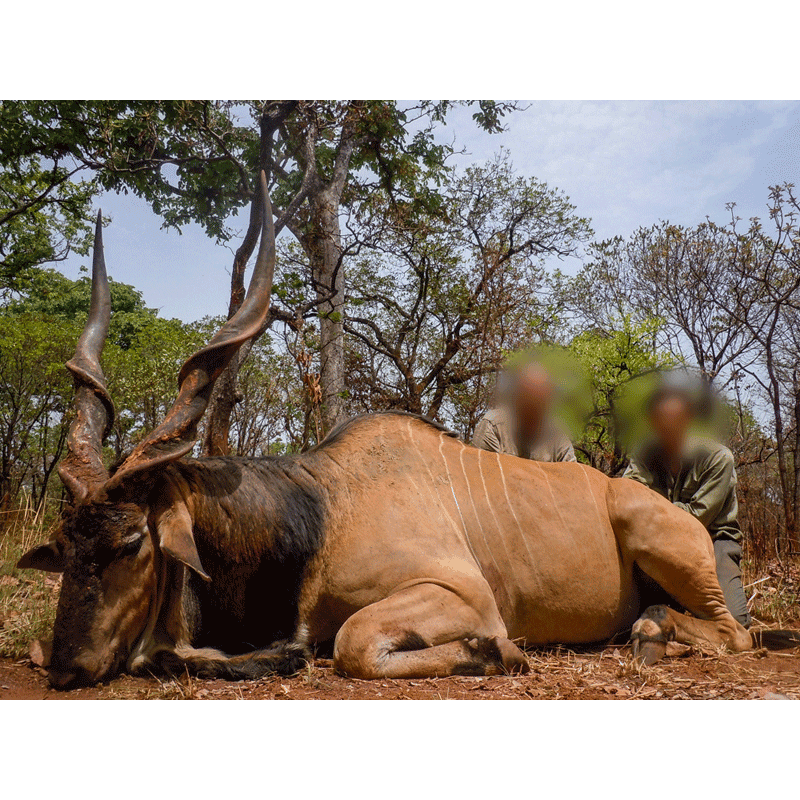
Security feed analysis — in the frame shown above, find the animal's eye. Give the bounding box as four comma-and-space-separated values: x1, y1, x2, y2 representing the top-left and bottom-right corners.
118, 535, 144, 558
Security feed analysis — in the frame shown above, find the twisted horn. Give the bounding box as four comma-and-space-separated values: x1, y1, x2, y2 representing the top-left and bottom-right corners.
58, 211, 115, 503
105, 171, 275, 490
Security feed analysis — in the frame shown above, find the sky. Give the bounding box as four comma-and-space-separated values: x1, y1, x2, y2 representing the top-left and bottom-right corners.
54, 101, 800, 323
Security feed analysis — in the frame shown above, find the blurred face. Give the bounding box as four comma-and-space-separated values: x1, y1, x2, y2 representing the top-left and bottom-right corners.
513, 366, 554, 441
648, 395, 693, 458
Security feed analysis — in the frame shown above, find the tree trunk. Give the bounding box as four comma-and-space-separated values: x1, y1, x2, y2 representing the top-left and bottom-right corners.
202, 357, 240, 457
308, 189, 346, 432
200, 215, 260, 457
793, 369, 800, 550
201, 101, 298, 457
765, 347, 794, 553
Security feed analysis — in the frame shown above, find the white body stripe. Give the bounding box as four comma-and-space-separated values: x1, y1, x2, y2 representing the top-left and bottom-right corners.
461, 445, 511, 595
402, 420, 483, 570
436, 431, 484, 575
494, 452, 537, 569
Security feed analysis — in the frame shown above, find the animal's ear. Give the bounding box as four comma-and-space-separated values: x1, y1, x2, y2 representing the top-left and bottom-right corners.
17, 540, 64, 573
154, 502, 211, 582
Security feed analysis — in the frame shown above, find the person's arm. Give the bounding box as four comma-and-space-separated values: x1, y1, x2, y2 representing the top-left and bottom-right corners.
673, 448, 736, 529
472, 416, 501, 453
623, 457, 650, 486
556, 438, 577, 463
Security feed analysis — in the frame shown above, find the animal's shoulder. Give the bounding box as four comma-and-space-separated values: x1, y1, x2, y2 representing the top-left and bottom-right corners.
315, 412, 457, 449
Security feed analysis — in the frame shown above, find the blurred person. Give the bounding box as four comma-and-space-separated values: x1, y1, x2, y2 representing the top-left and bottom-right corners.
624, 384, 752, 627
472, 361, 576, 463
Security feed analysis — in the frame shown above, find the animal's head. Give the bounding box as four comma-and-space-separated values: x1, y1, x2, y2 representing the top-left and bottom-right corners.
18, 173, 276, 688
22, 499, 156, 686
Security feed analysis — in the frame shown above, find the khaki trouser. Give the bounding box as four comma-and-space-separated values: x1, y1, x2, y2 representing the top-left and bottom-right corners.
714, 538, 752, 628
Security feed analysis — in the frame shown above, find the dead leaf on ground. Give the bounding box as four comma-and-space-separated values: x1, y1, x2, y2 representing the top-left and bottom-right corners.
29, 639, 51, 668
665, 642, 693, 658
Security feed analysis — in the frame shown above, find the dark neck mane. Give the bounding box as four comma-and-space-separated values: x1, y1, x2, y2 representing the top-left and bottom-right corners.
170, 458, 326, 652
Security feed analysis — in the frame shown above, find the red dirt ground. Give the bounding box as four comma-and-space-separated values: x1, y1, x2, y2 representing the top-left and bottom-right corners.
2, 641, 798, 700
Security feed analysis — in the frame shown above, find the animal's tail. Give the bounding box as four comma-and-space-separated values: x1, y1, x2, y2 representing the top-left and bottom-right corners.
750, 628, 800, 650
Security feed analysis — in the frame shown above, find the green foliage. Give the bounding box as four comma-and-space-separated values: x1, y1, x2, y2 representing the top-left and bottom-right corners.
104, 316, 208, 454
0, 310, 79, 503
0, 162, 95, 291
0, 255, 308, 504
0, 102, 110, 294
565, 316, 676, 471
5, 266, 154, 348
0, 269, 203, 503
0, 101, 520, 257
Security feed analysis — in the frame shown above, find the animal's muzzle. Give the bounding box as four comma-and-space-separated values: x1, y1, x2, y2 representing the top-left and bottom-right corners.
47, 665, 93, 690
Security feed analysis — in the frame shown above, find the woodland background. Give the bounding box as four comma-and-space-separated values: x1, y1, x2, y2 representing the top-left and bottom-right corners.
1, 100, 799, 582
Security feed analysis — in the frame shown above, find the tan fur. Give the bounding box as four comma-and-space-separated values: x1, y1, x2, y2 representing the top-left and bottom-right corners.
29, 413, 755, 684
294, 416, 751, 678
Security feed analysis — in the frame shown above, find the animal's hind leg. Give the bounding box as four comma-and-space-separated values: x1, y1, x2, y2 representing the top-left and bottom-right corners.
627, 530, 751, 664
614, 484, 752, 664
631, 604, 746, 665
333, 583, 529, 679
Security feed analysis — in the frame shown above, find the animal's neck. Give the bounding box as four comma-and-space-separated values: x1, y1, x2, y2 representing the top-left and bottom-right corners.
170, 458, 328, 651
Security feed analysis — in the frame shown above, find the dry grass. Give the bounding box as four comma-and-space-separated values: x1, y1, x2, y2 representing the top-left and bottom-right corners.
72, 646, 800, 700
0, 502, 60, 660
742, 558, 800, 627
518, 642, 773, 700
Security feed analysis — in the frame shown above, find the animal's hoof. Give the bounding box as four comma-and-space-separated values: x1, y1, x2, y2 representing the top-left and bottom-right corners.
477, 636, 530, 675
631, 613, 673, 666
632, 637, 667, 666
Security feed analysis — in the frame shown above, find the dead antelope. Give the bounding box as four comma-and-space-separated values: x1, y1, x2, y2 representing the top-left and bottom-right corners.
18, 173, 800, 688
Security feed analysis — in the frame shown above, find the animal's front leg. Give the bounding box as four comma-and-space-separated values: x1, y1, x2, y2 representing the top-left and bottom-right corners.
332, 582, 529, 679
154, 641, 309, 680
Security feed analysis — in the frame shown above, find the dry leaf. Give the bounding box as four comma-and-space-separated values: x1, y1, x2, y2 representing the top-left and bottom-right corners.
763, 692, 794, 700
665, 642, 693, 658
29, 639, 51, 668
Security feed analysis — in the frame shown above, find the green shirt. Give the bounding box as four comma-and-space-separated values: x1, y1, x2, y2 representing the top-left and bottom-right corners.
472, 406, 577, 463
623, 436, 742, 542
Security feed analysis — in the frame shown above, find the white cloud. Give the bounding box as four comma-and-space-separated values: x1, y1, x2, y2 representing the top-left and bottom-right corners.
447, 100, 800, 247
